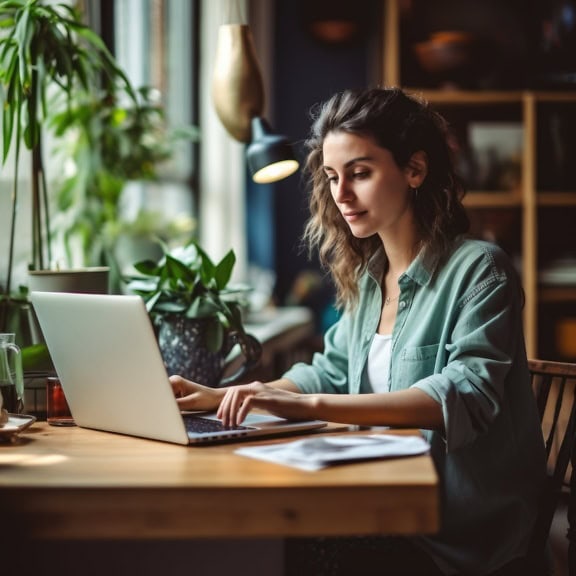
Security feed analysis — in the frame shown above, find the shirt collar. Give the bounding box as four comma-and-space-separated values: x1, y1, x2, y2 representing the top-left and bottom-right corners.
367, 241, 444, 288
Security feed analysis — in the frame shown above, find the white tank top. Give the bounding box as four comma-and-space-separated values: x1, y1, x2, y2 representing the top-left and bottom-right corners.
367, 333, 392, 393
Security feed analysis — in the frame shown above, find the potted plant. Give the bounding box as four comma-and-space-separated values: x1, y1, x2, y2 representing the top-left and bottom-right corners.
0, 0, 136, 332
49, 86, 199, 280
125, 240, 262, 388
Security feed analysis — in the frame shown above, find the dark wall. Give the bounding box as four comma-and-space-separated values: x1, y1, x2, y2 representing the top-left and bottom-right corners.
247, 0, 382, 322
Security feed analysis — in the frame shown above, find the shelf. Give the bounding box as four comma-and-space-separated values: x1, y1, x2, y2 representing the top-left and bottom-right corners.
406, 90, 525, 105
464, 192, 522, 208
405, 90, 576, 106
537, 193, 576, 207
534, 92, 576, 103
539, 287, 576, 303
383, 0, 576, 359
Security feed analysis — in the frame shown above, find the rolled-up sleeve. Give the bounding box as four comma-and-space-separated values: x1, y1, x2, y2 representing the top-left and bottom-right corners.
282, 311, 352, 394
412, 260, 520, 452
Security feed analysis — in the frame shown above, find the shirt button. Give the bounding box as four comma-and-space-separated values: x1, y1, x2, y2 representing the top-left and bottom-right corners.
399, 301, 406, 309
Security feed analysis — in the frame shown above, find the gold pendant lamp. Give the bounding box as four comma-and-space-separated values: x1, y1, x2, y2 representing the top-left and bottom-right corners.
212, 22, 265, 143
211, 1, 299, 183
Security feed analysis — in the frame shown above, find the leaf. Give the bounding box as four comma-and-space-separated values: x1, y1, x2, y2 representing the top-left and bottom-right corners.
185, 297, 220, 319
204, 320, 224, 353
0, 17, 16, 29
197, 252, 216, 286
215, 310, 231, 329
22, 119, 32, 148
155, 301, 186, 313
125, 278, 157, 293
15, 4, 31, 86
21, 343, 51, 371
214, 249, 236, 290
226, 301, 243, 329
133, 259, 161, 276
165, 254, 196, 284
2, 105, 14, 163
3, 48, 19, 100
143, 290, 161, 312
72, 52, 88, 91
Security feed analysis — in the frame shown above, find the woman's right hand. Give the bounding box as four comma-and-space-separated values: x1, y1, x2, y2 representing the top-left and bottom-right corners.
168, 375, 225, 412
217, 380, 315, 427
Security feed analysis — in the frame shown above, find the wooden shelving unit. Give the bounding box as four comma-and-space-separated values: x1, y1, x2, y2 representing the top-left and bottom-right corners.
382, 0, 576, 359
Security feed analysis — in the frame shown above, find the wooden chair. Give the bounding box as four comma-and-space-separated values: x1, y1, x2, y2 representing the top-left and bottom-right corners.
528, 359, 576, 576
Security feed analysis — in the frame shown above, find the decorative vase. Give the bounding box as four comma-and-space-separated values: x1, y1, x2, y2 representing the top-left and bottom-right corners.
155, 314, 262, 388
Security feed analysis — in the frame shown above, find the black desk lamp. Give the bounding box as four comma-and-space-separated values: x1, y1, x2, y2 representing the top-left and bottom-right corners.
247, 117, 299, 184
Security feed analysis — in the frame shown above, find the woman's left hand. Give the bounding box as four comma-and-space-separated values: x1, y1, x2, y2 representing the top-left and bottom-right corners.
169, 375, 225, 411
216, 381, 316, 427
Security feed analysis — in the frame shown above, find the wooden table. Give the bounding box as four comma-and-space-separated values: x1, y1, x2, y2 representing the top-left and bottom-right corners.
0, 423, 438, 541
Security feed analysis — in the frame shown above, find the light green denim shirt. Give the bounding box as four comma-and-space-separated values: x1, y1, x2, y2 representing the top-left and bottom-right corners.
283, 238, 546, 576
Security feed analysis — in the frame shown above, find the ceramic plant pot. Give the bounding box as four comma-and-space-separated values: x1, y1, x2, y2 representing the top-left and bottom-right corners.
155, 314, 262, 388
28, 267, 110, 294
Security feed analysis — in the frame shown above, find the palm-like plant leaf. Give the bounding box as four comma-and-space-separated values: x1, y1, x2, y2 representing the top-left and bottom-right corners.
0, 0, 138, 331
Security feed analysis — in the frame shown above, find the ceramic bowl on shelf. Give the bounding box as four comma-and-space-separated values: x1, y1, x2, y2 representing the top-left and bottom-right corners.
413, 31, 478, 86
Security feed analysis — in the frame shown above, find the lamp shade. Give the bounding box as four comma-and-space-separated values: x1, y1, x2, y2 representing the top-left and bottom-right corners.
246, 117, 299, 184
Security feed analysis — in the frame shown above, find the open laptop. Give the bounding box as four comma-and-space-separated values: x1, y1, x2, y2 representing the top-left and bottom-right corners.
30, 291, 326, 445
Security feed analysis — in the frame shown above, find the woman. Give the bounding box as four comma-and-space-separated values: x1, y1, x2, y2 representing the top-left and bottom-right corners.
170, 88, 546, 576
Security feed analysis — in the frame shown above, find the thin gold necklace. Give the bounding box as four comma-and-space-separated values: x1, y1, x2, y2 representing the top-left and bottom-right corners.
383, 240, 422, 307
384, 294, 400, 306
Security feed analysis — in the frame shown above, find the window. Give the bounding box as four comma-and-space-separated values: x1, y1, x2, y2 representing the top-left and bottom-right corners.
112, 0, 199, 246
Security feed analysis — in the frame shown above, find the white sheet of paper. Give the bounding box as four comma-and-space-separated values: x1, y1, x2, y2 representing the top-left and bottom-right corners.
235, 434, 430, 472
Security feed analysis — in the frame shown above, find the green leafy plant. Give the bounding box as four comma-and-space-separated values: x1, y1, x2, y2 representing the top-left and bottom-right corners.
125, 241, 250, 353
0, 0, 135, 331
49, 86, 199, 268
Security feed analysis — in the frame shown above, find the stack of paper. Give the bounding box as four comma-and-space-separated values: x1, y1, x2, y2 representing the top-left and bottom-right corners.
235, 434, 430, 472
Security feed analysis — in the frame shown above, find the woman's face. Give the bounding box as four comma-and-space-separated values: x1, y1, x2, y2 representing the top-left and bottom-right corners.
322, 131, 417, 240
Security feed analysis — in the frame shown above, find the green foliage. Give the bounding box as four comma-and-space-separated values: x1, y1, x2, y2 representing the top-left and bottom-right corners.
0, 286, 51, 371
49, 86, 199, 267
125, 241, 249, 353
0, 0, 136, 331
0, 0, 134, 162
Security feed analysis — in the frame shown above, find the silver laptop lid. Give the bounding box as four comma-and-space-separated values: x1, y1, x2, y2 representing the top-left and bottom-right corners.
30, 292, 191, 445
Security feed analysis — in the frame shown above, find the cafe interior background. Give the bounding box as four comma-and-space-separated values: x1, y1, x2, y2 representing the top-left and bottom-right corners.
0, 0, 575, 574
1, 0, 576, 362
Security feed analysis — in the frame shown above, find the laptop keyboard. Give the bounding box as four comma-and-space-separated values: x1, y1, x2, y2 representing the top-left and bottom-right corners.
184, 415, 252, 434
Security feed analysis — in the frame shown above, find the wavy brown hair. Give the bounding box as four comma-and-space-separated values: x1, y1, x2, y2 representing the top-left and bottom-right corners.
302, 87, 469, 310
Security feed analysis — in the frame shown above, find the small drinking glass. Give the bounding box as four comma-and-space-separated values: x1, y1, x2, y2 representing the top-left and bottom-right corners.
0, 333, 24, 414
46, 377, 75, 426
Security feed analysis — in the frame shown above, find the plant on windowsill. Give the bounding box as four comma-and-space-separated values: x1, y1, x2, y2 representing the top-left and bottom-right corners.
125, 240, 262, 388
49, 86, 199, 283
0, 0, 136, 335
